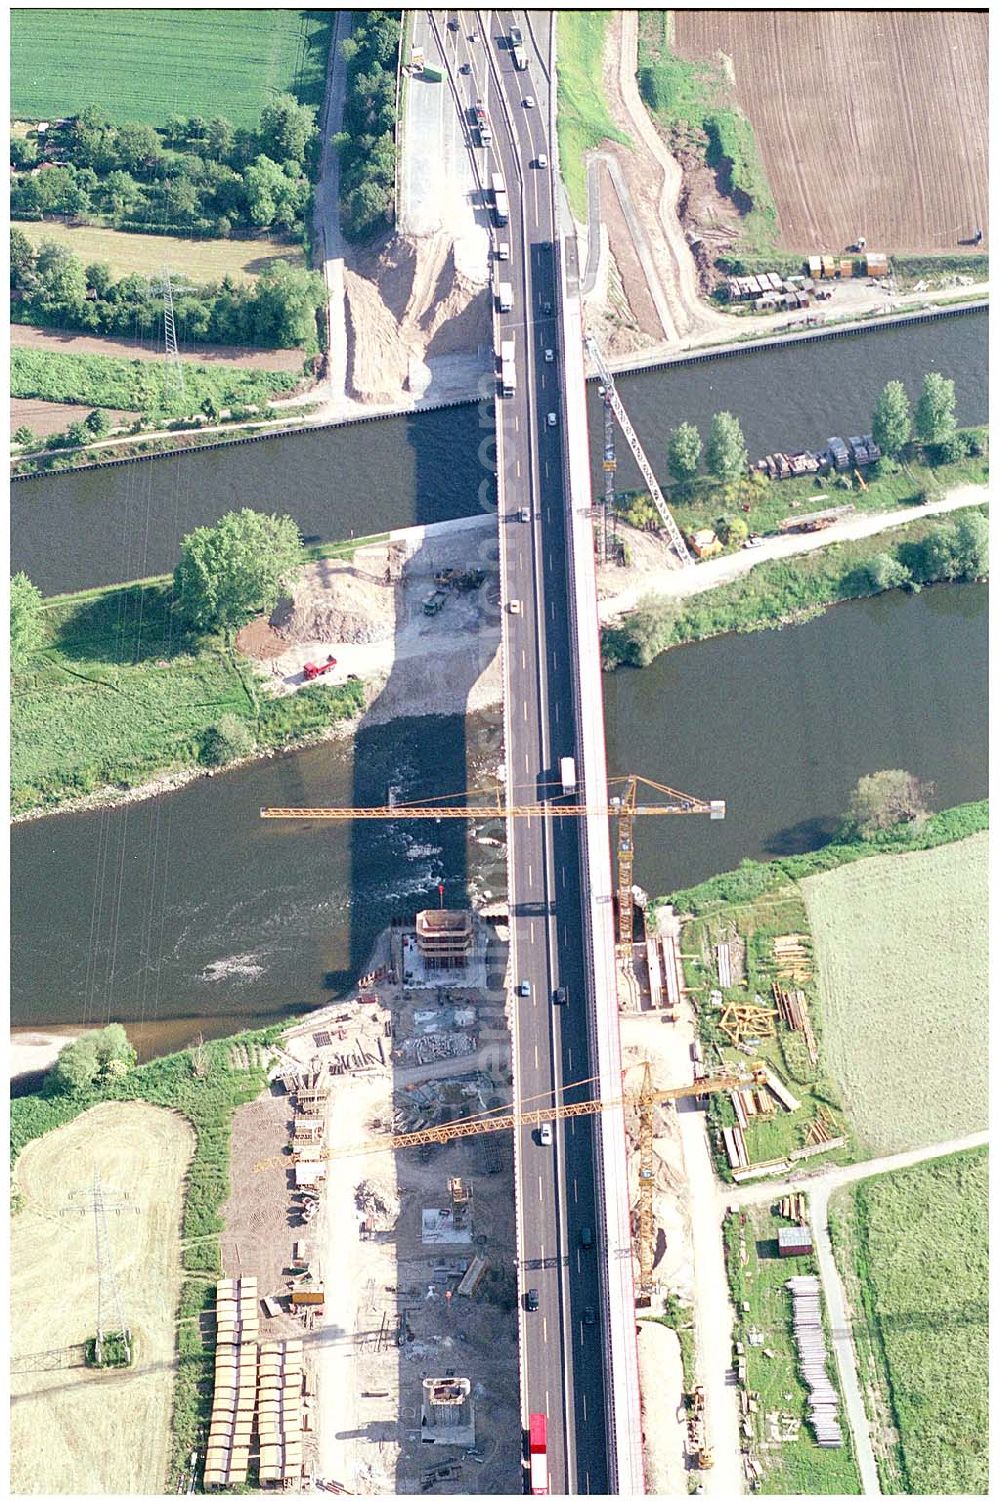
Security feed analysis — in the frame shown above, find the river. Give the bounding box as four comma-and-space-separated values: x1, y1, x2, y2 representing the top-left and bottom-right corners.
11, 309, 987, 597
11, 585, 987, 1057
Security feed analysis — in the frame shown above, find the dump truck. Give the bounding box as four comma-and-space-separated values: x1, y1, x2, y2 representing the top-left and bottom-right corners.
528, 1413, 548, 1495
423, 591, 447, 616
303, 655, 337, 681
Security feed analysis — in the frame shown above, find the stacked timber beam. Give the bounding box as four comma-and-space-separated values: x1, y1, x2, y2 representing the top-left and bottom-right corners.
257, 1339, 305, 1485
204, 1277, 259, 1488
772, 982, 819, 1065
786, 1276, 843, 1446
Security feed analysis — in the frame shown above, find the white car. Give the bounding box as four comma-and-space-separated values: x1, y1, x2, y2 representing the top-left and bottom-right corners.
509, 599, 522, 614
536, 153, 548, 168
546, 411, 557, 428
543, 347, 554, 362
518, 507, 530, 522
539, 1123, 553, 1146
524, 95, 535, 109
497, 243, 510, 261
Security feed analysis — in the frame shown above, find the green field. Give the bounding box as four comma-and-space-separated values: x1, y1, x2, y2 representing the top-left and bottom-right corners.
17, 220, 305, 284
11, 9, 333, 126
11, 347, 303, 420
724, 1203, 861, 1494
801, 835, 988, 1154
830, 1150, 988, 1494
12, 582, 364, 815
555, 12, 630, 220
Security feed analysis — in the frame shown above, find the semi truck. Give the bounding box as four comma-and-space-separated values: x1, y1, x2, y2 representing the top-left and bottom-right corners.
491, 171, 509, 226
512, 43, 528, 70
500, 339, 516, 396
560, 756, 577, 795
528, 1413, 548, 1495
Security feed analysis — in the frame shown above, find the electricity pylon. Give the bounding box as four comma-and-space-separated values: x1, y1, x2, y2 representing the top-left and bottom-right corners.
63, 1170, 138, 1366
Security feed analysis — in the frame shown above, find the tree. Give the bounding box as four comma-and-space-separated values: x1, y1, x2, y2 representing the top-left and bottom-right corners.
174, 509, 305, 632
67, 420, 91, 446
10, 227, 37, 291
85, 408, 110, 437
871, 380, 912, 458
847, 769, 932, 840
914, 372, 957, 448
85, 259, 114, 297
859, 551, 911, 591
251, 259, 325, 347
206, 115, 234, 159
13, 426, 37, 449
10, 135, 39, 169
114, 121, 163, 175
716, 514, 749, 545
10, 571, 45, 668
50, 1035, 100, 1093
667, 422, 702, 485
257, 95, 316, 165
200, 713, 256, 766
949, 511, 989, 581
34, 240, 87, 308
619, 493, 660, 531
706, 411, 747, 481
93, 1023, 136, 1080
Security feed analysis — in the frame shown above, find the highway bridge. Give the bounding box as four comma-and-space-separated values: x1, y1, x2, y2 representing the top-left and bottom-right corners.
432, 11, 644, 1492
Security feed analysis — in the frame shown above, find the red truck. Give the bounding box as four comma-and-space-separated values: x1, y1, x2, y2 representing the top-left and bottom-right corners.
528, 1413, 547, 1495
303, 655, 337, 681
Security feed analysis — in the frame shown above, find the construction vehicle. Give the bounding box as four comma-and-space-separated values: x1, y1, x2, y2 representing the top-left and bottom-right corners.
434, 567, 486, 591
260, 772, 724, 970
303, 655, 337, 681
422, 591, 447, 616
528, 1413, 548, 1495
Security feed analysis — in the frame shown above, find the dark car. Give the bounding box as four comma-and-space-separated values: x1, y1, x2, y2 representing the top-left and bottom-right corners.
580, 1225, 593, 1249
526, 1288, 540, 1312
583, 1306, 597, 1326
553, 986, 567, 1006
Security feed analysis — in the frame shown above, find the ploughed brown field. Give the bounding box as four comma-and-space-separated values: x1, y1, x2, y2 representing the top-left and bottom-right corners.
672, 10, 988, 251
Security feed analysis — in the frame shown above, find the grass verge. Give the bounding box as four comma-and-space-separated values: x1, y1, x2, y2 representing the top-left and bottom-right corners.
638, 12, 777, 256
555, 11, 630, 221
723, 1203, 861, 1493
12, 581, 365, 815
11, 347, 304, 420
829, 1149, 987, 1495
11, 1028, 281, 1487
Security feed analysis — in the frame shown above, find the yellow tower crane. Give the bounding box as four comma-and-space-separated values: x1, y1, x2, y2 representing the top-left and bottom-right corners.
260, 773, 724, 961
256, 1064, 765, 1302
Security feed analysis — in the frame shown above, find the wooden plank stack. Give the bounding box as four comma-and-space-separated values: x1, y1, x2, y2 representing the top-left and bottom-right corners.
204, 1277, 259, 1488
257, 1338, 305, 1485
772, 935, 813, 983
773, 981, 819, 1065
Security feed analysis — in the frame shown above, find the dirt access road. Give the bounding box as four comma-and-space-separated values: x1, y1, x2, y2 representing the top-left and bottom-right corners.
597, 483, 988, 623
674, 10, 988, 251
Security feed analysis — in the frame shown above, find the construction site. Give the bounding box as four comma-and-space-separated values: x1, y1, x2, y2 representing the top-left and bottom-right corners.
218, 911, 521, 1493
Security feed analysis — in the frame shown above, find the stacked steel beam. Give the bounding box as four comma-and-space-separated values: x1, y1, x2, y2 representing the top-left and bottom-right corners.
786, 1275, 843, 1446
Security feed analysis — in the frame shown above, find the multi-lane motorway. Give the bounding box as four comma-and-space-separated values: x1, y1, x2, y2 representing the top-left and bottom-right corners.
435, 12, 613, 1492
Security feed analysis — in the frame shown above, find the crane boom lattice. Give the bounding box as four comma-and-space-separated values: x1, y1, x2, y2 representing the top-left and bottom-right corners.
586, 335, 693, 565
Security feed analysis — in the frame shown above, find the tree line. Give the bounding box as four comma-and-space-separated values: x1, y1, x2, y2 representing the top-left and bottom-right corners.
10, 97, 318, 237
11, 228, 324, 349
336, 11, 401, 242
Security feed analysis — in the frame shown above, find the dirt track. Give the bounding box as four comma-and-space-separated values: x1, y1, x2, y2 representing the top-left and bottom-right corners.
10, 1101, 194, 1495
674, 10, 988, 251
10, 322, 307, 370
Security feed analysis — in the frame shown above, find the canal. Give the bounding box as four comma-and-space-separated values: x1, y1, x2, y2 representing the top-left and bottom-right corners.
11, 584, 987, 1055
11, 309, 987, 597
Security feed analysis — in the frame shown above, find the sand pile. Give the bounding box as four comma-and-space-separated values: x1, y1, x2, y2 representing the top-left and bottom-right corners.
271, 559, 397, 646
344, 232, 489, 403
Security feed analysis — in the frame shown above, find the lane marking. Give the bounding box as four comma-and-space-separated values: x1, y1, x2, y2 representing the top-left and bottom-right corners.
567, 1045, 573, 1072
543, 1316, 548, 1345
528, 864, 533, 885
544, 460, 550, 478
552, 650, 559, 672
561, 865, 567, 888
530, 921, 536, 942
582, 1392, 587, 1423
554, 701, 559, 724
516, 458, 521, 477
521, 648, 527, 669
524, 752, 530, 772
514, 414, 519, 432
522, 699, 527, 721
538, 1175, 543, 1201
534, 1042, 539, 1068
550, 600, 556, 620
573, 1177, 578, 1204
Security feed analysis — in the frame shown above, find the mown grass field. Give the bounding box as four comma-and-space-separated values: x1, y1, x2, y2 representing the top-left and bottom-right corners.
11, 9, 333, 126
830, 1149, 988, 1494
17, 220, 305, 284
11, 347, 303, 419
725, 1203, 860, 1494
12, 582, 364, 814
801, 835, 988, 1153
555, 11, 630, 220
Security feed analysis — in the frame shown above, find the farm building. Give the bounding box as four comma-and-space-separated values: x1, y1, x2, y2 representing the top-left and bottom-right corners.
778, 1225, 814, 1257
